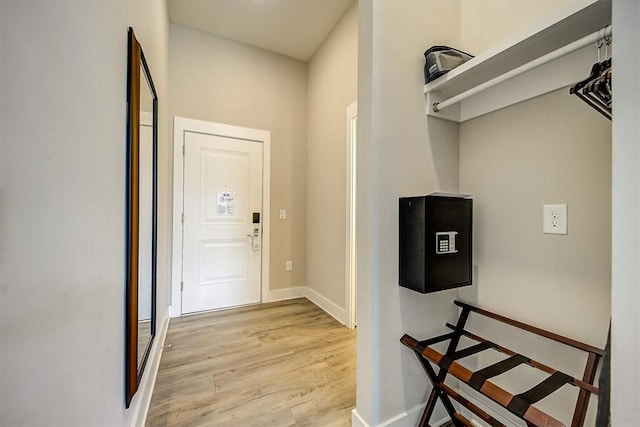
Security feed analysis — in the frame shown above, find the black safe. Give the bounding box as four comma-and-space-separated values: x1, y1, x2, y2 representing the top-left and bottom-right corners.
399, 194, 472, 293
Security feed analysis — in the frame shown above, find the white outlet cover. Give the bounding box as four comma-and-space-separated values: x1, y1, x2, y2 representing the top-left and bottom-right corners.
543, 204, 567, 235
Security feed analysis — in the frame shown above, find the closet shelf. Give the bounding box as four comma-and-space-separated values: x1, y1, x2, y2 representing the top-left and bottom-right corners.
425, 0, 611, 123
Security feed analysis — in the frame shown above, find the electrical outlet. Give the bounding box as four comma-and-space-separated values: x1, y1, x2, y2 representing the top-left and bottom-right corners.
285, 260, 293, 271
279, 209, 287, 220
543, 204, 567, 235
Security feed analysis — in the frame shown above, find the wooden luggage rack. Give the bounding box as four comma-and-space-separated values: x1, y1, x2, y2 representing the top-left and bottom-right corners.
401, 300, 604, 427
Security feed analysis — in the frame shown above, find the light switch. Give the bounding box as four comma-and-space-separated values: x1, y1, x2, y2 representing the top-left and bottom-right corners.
279, 209, 287, 220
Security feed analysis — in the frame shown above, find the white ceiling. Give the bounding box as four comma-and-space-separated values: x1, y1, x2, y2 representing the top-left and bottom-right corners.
167, 0, 354, 62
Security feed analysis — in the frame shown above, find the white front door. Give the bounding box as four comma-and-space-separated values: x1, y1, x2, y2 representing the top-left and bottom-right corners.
181, 131, 263, 314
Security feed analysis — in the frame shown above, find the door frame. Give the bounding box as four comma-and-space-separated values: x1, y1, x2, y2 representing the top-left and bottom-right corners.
345, 102, 357, 329
171, 116, 271, 318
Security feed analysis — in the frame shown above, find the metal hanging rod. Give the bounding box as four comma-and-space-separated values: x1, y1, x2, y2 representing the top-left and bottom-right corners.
432, 25, 613, 113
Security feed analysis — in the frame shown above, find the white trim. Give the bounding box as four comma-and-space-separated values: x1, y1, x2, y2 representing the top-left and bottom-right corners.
351, 409, 368, 427
261, 128, 271, 306
269, 286, 305, 302
345, 101, 358, 329
171, 116, 271, 318
379, 404, 430, 427
305, 286, 347, 325
171, 119, 183, 318
351, 388, 520, 427
351, 405, 446, 427
129, 314, 170, 427
269, 287, 347, 325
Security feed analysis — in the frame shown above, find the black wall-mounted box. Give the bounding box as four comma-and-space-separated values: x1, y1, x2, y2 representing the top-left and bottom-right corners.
399, 194, 472, 293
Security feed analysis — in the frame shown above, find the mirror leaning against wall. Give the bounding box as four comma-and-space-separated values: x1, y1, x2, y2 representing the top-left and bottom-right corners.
125, 27, 158, 408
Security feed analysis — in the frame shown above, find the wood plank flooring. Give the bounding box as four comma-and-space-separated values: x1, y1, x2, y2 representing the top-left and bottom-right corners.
147, 298, 356, 427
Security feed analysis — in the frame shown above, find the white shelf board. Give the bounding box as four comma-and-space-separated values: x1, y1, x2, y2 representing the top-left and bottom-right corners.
425, 0, 611, 123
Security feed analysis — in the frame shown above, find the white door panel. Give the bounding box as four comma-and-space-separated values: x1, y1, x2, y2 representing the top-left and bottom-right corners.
199, 240, 247, 285
182, 131, 263, 314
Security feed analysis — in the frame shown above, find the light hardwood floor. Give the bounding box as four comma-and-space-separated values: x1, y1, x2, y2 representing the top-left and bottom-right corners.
147, 298, 356, 426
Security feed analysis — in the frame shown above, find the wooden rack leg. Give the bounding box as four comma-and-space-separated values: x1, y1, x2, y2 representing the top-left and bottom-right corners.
439, 388, 465, 427
419, 388, 439, 427
417, 307, 472, 427
571, 352, 601, 427
414, 350, 464, 427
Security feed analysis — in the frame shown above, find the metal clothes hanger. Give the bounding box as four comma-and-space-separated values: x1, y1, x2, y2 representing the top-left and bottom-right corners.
570, 26, 612, 120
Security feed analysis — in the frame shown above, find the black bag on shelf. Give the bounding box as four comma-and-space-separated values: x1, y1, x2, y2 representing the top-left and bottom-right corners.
424, 46, 473, 84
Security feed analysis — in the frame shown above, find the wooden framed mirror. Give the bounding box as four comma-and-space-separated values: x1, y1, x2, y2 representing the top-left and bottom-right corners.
125, 27, 158, 408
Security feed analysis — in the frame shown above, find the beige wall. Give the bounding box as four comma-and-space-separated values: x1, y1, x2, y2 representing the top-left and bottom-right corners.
456, 2, 611, 422
458, 88, 611, 423
306, 3, 358, 310
355, 1, 462, 424
459, 88, 611, 345
460, 0, 610, 423
357, 0, 612, 424
0, 1, 170, 425
460, 0, 591, 54
457, 0, 611, 346
169, 24, 308, 291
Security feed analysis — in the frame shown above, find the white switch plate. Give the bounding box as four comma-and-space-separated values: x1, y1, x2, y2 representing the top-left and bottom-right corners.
279, 209, 287, 220
285, 260, 293, 271
543, 204, 567, 235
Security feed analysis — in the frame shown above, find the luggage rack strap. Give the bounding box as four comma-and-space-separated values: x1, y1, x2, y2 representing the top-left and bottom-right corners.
507, 371, 573, 418
453, 340, 497, 360
420, 345, 565, 427
445, 324, 599, 395
402, 334, 497, 372
468, 354, 530, 391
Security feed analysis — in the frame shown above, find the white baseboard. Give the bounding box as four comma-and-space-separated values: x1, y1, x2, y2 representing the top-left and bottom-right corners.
352, 405, 448, 427
130, 313, 170, 427
303, 286, 347, 325
269, 286, 306, 302
269, 286, 347, 326
352, 409, 368, 427
381, 404, 441, 427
